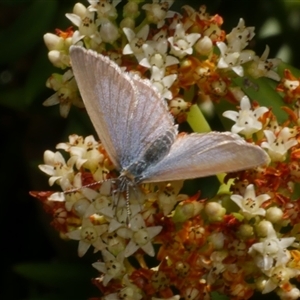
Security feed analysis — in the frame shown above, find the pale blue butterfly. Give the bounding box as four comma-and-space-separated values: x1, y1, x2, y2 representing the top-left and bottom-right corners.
69, 46, 268, 208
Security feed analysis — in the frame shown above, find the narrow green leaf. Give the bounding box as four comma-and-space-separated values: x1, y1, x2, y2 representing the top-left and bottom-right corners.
292, 182, 300, 200
13, 262, 94, 287
187, 104, 211, 133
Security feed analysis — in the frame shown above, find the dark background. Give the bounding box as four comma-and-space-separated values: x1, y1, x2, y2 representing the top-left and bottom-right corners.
1, 0, 300, 299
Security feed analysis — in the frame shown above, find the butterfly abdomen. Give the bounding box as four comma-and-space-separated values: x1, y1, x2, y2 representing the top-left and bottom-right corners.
123, 128, 176, 183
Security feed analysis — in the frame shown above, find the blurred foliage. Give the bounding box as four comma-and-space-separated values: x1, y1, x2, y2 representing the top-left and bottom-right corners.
1, 0, 300, 299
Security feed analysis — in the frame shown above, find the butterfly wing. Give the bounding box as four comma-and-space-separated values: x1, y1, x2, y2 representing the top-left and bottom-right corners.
70, 46, 176, 170
141, 132, 268, 182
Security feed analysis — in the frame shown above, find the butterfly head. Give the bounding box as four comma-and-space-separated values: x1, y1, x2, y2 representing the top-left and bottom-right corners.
117, 169, 140, 192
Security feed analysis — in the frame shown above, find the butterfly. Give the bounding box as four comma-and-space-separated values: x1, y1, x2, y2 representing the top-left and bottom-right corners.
69, 46, 268, 208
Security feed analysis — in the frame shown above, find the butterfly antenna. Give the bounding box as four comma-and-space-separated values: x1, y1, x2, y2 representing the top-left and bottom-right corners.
64, 179, 108, 194
126, 185, 131, 223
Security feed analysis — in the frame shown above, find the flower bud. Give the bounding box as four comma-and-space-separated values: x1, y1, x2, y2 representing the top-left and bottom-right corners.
255, 276, 267, 292
73, 198, 90, 217
238, 224, 254, 238
173, 201, 203, 222
205, 202, 226, 222
265, 206, 283, 223
44, 33, 64, 51
120, 17, 135, 30
100, 21, 120, 44
123, 2, 140, 19
194, 36, 213, 56
73, 2, 87, 17
256, 220, 273, 237
48, 50, 68, 69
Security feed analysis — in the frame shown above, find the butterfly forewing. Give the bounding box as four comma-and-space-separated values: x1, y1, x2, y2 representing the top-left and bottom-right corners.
141, 132, 269, 182
70, 46, 176, 171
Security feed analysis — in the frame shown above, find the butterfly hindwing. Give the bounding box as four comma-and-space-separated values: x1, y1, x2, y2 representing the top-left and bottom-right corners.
141, 132, 268, 182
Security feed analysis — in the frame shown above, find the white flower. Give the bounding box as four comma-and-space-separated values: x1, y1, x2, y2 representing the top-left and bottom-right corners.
67, 218, 108, 257
265, 118, 281, 134
57, 135, 104, 172
222, 96, 268, 137
38, 150, 76, 186
48, 172, 87, 213
249, 222, 295, 271
123, 25, 150, 61
82, 187, 112, 218
261, 266, 300, 294
182, 5, 224, 43
139, 39, 179, 69
230, 184, 270, 219
117, 214, 162, 257
261, 127, 298, 162
87, 0, 121, 19
66, 3, 102, 46
168, 23, 201, 59
142, 0, 175, 28
103, 275, 143, 300
182, 5, 210, 21
108, 203, 142, 232
92, 249, 125, 286
156, 181, 184, 215
217, 41, 255, 76
44, 70, 84, 118
277, 286, 300, 300
207, 250, 230, 285
226, 18, 255, 51
248, 45, 281, 81
150, 66, 177, 99
152, 27, 168, 41
168, 97, 191, 117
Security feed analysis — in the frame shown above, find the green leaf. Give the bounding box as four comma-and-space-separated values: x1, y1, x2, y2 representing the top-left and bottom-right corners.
211, 291, 229, 300
292, 182, 300, 200
278, 61, 300, 78
0, 0, 58, 64
182, 176, 220, 199
13, 261, 94, 287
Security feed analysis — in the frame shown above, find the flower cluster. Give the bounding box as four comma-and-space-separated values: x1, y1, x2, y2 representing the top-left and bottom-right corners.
31, 1, 300, 299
